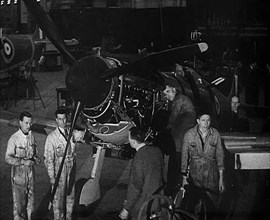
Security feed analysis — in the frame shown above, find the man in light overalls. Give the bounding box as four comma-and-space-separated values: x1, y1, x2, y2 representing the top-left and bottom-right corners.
44, 107, 84, 220
5, 111, 39, 220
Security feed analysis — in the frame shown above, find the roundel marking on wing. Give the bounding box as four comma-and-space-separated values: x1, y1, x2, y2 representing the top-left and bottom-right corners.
4, 42, 12, 55
1, 37, 14, 63
214, 95, 221, 116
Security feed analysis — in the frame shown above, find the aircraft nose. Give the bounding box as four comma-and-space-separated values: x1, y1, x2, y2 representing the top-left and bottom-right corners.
66, 55, 113, 108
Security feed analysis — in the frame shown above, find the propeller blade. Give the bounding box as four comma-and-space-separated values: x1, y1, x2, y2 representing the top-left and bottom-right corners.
102, 42, 208, 79
70, 101, 83, 130
22, 0, 76, 65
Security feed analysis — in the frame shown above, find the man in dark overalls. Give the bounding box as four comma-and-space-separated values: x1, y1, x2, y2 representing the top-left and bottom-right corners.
163, 83, 196, 196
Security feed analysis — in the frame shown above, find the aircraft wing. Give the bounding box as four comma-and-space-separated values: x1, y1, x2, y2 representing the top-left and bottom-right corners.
222, 132, 270, 153
102, 42, 208, 79
221, 132, 270, 169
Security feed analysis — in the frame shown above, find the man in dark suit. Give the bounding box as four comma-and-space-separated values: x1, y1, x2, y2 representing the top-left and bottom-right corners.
119, 127, 165, 220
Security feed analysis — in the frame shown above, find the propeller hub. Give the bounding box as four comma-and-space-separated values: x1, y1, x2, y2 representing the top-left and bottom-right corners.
66, 56, 113, 108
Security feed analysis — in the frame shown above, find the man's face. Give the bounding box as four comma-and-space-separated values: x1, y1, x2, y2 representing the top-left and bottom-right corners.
163, 85, 176, 101
19, 116, 32, 134
231, 97, 239, 112
56, 113, 67, 129
197, 114, 211, 130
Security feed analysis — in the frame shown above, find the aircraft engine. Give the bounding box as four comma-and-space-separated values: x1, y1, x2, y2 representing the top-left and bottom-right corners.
66, 55, 164, 145
122, 75, 162, 128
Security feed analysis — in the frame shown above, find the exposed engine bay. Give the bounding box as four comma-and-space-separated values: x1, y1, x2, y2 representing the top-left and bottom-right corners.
75, 56, 167, 146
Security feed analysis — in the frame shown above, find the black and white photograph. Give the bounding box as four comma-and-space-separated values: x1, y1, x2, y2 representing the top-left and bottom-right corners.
1, 1, 270, 219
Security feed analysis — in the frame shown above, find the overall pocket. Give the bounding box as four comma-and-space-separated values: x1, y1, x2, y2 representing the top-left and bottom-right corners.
13, 166, 27, 187
55, 144, 65, 157
16, 146, 26, 158
189, 142, 198, 156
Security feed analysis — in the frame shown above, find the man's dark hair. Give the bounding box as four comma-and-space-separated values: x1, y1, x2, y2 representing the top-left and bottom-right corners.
19, 111, 32, 121
55, 107, 67, 118
129, 127, 146, 143
197, 110, 211, 119
164, 81, 180, 94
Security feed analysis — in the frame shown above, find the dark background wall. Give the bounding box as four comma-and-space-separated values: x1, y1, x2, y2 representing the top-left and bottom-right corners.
49, 7, 196, 53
